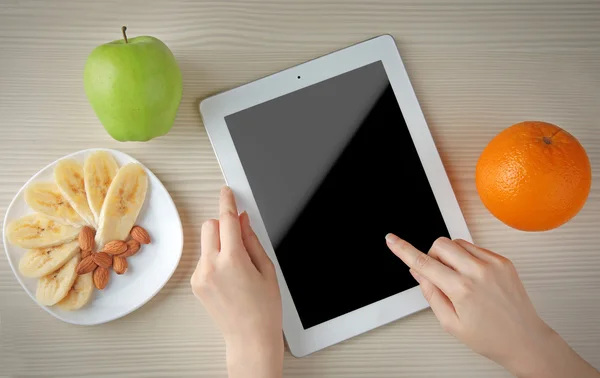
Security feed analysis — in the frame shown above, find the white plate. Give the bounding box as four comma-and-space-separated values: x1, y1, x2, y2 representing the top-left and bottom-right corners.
2, 148, 183, 325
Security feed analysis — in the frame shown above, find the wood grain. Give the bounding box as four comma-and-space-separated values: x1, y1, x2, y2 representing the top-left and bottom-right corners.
1, 0, 599, 376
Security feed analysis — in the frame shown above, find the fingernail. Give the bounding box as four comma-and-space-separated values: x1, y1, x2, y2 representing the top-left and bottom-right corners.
221, 186, 231, 194
409, 269, 422, 283
385, 233, 399, 244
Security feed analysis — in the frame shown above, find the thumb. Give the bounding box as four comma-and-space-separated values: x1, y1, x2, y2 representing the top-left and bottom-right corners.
239, 211, 275, 276
410, 269, 459, 333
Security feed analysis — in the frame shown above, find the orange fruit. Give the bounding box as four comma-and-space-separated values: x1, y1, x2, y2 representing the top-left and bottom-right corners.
476, 121, 591, 231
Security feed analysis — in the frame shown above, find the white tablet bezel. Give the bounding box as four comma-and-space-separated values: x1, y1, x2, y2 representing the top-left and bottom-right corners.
199, 35, 472, 357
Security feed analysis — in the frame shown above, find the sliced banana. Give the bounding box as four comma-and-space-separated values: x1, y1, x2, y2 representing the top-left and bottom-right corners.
6, 213, 80, 249
36, 254, 80, 306
84, 151, 119, 225
95, 163, 148, 249
24, 182, 85, 227
18, 240, 80, 278
54, 159, 96, 228
56, 272, 94, 311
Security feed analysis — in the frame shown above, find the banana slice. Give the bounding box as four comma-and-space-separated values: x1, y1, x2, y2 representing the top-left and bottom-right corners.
54, 159, 96, 228
84, 151, 119, 225
36, 254, 80, 306
95, 163, 148, 249
24, 182, 85, 227
18, 240, 80, 278
6, 213, 80, 249
56, 272, 94, 311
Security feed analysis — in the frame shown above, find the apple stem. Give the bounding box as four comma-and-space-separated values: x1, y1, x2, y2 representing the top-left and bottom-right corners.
122, 26, 128, 44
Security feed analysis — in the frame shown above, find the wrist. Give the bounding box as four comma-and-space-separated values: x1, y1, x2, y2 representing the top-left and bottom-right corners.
506, 324, 597, 378
225, 333, 284, 378
505, 324, 561, 378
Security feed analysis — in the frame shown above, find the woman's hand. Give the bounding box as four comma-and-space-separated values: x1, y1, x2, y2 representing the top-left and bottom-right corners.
386, 234, 599, 378
191, 187, 283, 378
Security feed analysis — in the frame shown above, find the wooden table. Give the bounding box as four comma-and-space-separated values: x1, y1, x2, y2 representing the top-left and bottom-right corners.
1, 1, 599, 377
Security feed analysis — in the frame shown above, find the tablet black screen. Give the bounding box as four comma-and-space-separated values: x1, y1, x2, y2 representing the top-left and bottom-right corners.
225, 61, 450, 329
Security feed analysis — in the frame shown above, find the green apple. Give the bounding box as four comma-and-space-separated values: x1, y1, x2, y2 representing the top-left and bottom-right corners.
84, 27, 182, 141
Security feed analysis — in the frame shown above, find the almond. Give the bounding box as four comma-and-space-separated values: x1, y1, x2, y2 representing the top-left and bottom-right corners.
76, 255, 97, 275
130, 226, 151, 244
78, 226, 95, 251
120, 239, 141, 258
113, 256, 128, 275
102, 240, 128, 255
81, 249, 92, 259
93, 266, 109, 290
93, 252, 113, 269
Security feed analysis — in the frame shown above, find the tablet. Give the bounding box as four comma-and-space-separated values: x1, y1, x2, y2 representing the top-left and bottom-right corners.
199, 35, 472, 357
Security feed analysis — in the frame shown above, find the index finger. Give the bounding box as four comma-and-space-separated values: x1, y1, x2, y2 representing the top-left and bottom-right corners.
385, 233, 461, 296
219, 186, 243, 252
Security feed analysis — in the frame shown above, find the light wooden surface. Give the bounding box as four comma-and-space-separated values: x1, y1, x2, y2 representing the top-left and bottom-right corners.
1, 0, 599, 377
